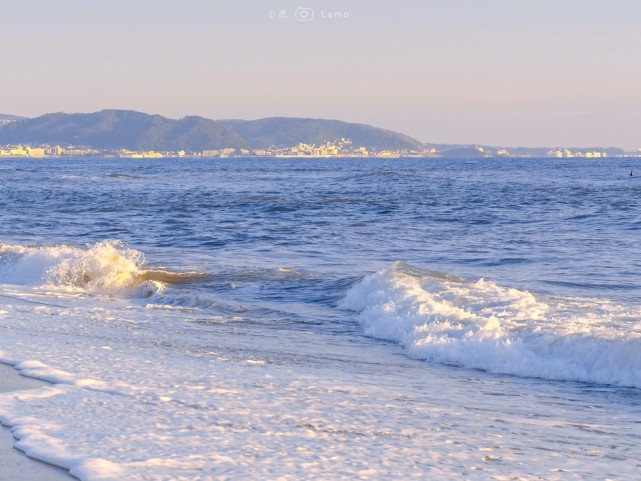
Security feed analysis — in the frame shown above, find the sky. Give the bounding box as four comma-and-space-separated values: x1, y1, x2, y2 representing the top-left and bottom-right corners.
1, 0, 640, 149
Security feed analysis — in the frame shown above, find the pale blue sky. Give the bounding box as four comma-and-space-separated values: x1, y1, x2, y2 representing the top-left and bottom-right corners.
1, 0, 640, 148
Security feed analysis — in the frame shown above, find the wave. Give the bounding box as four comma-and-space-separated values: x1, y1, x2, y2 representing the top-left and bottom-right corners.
102, 173, 140, 180
339, 262, 641, 388
135, 269, 213, 285
0, 240, 207, 298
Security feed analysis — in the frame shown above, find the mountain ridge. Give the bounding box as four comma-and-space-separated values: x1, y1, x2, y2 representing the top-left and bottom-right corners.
0, 110, 248, 151
0, 110, 423, 151
218, 117, 423, 150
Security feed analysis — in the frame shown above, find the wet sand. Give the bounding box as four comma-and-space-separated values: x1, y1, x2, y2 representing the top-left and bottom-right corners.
0, 363, 74, 480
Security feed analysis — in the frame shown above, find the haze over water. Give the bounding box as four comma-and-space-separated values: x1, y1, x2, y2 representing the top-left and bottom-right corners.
0, 156, 640, 480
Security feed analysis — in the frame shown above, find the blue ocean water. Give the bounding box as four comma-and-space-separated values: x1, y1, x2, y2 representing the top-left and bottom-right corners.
2, 155, 641, 366
1, 156, 640, 480
3, 156, 640, 279
3, 156, 641, 301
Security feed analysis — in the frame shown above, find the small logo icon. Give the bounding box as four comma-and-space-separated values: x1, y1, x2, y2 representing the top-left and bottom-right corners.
294, 7, 315, 21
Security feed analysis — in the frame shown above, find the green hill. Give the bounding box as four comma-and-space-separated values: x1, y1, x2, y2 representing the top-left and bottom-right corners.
218, 117, 423, 150
0, 114, 26, 122
0, 110, 423, 151
0, 110, 248, 151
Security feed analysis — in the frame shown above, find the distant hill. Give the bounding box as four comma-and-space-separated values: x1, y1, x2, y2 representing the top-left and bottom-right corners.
0, 114, 26, 122
0, 110, 422, 151
0, 111, 634, 155
0, 114, 26, 127
219, 117, 423, 150
440, 147, 487, 158
0, 110, 248, 151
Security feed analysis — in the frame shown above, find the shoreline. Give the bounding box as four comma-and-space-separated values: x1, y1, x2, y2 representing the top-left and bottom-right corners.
0, 363, 75, 480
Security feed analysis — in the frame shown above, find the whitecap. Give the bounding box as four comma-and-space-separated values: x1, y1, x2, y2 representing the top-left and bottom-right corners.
340, 262, 641, 388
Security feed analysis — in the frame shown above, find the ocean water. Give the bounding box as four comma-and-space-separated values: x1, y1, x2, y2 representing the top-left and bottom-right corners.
0, 156, 640, 480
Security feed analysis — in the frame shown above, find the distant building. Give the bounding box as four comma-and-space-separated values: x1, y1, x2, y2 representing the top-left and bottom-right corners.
9, 147, 28, 156
142, 151, 163, 158
376, 151, 400, 158
26, 147, 45, 158
47, 145, 64, 156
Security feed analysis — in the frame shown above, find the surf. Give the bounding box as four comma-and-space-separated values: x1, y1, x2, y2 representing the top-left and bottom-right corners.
0, 240, 209, 298
339, 262, 641, 388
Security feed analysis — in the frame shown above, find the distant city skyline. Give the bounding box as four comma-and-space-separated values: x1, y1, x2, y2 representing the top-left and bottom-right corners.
1, 0, 640, 149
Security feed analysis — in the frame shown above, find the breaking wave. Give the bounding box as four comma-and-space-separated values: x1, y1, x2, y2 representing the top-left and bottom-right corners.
0, 240, 208, 298
339, 262, 641, 388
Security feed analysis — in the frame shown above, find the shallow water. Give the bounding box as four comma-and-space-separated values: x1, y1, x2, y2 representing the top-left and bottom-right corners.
0, 157, 639, 480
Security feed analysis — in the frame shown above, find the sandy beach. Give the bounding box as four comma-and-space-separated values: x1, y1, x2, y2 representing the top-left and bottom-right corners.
0, 363, 74, 481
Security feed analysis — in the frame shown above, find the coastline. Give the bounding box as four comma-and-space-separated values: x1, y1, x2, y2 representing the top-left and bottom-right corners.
0, 363, 74, 480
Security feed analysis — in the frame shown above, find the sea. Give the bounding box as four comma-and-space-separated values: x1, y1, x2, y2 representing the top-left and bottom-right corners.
0, 156, 639, 480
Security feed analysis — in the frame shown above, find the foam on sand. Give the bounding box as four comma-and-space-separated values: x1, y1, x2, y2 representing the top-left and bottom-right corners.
339, 262, 641, 388
0, 271, 639, 480
0, 363, 74, 480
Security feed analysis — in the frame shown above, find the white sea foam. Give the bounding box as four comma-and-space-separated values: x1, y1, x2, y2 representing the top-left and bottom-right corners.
0, 262, 640, 480
339, 262, 641, 388
0, 241, 164, 297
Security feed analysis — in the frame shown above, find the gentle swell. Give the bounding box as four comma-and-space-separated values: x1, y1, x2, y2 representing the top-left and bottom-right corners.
339, 262, 641, 388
